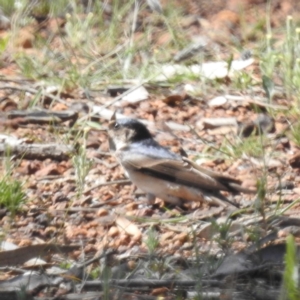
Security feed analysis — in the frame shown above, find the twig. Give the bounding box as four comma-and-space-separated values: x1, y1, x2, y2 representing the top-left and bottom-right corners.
83, 179, 130, 195
80, 278, 220, 288
0, 77, 35, 83
0, 142, 74, 161
82, 43, 127, 74
0, 84, 68, 104
100, 82, 146, 109
225, 94, 289, 110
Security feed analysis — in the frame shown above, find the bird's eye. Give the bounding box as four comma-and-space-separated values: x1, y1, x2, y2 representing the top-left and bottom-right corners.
114, 122, 119, 129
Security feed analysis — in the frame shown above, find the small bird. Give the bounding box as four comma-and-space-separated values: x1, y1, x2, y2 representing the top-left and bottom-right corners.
108, 113, 254, 208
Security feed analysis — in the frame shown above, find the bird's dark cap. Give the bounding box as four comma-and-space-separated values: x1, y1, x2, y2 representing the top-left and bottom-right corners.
109, 116, 153, 142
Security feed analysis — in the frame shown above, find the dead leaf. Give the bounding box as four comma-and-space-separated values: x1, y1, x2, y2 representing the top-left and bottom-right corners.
14, 27, 35, 48
289, 153, 300, 169
116, 216, 142, 240
35, 163, 65, 177
151, 287, 169, 295
162, 94, 184, 106
107, 226, 119, 237
96, 208, 109, 217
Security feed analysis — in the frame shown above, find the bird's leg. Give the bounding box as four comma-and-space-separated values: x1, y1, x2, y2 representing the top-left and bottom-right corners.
146, 193, 156, 205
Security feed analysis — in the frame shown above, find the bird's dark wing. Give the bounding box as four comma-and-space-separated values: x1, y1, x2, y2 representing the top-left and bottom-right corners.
119, 149, 246, 193
182, 158, 255, 194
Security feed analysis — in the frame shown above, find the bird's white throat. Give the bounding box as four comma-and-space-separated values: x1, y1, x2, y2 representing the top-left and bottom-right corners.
113, 139, 127, 151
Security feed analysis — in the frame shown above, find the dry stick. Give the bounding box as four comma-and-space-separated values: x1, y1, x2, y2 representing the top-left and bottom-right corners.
0, 244, 79, 267
101, 81, 146, 109
81, 279, 219, 289
75, 84, 146, 126
83, 179, 130, 195
123, 0, 139, 76
82, 43, 127, 74
44, 207, 110, 213
0, 142, 73, 161
0, 77, 35, 83
70, 249, 117, 271
75, 83, 149, 127
36, 175, 130, 196
87, 65, 162, 114
0, 84, 68, 104
225, 94, 288, 110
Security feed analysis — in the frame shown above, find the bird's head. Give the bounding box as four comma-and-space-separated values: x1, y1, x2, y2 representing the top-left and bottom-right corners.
108, 112, 153, 150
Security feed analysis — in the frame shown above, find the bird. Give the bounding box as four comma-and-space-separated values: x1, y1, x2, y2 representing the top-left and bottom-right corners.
108, 113, 255, 208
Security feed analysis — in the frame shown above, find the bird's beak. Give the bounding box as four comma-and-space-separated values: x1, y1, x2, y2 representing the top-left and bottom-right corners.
108, 110, 117, 130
